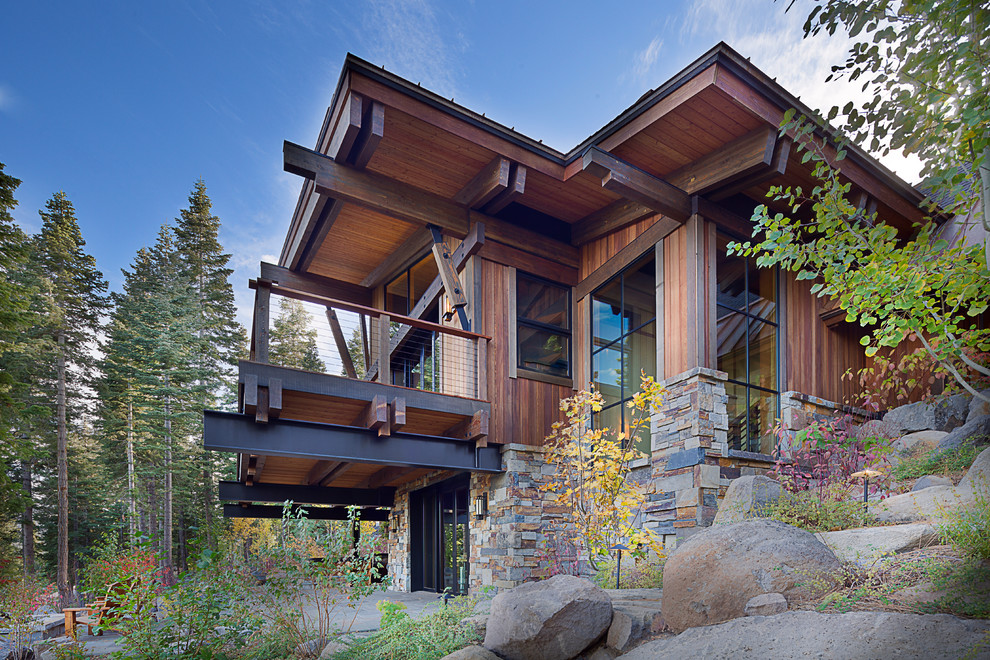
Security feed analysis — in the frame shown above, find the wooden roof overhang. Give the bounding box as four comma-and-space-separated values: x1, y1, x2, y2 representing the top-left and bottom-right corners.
278, 42, 933, 306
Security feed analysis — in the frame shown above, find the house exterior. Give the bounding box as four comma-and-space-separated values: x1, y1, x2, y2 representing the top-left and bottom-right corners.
203, 43, 932, 595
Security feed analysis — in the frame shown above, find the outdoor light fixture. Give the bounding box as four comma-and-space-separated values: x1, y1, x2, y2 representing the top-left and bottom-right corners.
851, 469, 882, 510
474, 493, 488, 519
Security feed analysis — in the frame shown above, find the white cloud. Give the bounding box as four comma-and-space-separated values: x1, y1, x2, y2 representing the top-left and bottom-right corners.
0, 84, 18, 113
632, 36, 664, 82
678, 0, 923, 183
362, 0, 460, 99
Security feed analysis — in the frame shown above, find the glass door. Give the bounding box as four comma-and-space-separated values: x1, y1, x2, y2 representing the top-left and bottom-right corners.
440, 487, 469, 595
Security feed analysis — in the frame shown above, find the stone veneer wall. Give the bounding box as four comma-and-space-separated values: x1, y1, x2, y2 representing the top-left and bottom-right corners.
779, 391, 874, 440
644, 367, 791, 540
386, 443, 562, 595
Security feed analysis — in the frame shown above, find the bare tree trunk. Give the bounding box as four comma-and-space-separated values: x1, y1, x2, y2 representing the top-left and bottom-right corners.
21, 460, 35, 575
203, 467, 214, 550
127, 400, 136, 545
163, 382, 173, 577
56, 331, 71, 605
979, 146, 990, 265
177, 511, 188, 571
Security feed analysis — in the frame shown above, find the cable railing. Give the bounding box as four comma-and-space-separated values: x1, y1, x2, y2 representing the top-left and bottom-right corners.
249, 280, 489, 401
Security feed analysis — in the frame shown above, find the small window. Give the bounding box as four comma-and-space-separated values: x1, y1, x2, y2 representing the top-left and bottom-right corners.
516, 273, 570, 378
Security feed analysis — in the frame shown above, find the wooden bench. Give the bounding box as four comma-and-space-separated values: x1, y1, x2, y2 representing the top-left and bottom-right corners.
63, 581, 137, 639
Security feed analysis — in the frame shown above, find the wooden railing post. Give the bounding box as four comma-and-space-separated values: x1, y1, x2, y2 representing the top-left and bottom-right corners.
476, 338, 487, 400
253, 280, 271, 364
378, 314, 391, 385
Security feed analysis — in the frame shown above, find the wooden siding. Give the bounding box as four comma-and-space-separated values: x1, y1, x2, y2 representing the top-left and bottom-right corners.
480, 257, 571, 446
782, 277, 869, 404
579, 215, 658, 279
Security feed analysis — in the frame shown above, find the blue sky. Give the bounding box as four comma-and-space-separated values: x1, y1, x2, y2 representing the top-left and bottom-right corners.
0, 0, 920, 328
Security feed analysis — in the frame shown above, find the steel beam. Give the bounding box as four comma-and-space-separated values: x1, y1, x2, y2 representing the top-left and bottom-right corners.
223, 504, 391, 521
204, 411, 502, 472
218, 481, 395, 507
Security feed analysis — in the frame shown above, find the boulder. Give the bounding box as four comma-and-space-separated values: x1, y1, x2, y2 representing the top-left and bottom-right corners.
856, 419, 889, 440
743, 593, 787, 616
659, 520, 839, 633
958, 445, 990, 490
712, 476, 781, 524
441, 646, 502, 660
816, 523, 939, 563
619, 611, 990, 660
318, 641, 349, 659
870, 486, 974, 524
967, 389, 990, 422
460, 614, 489, 639
883, 394, 971, 436
892, 430, 947, 454
483, 575, 612, 660
935, 415, 990, 453
911, 475, 953, 491
605, 602, 663, 653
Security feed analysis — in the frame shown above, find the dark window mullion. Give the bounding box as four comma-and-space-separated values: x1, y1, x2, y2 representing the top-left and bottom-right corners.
519, 317, 571, 335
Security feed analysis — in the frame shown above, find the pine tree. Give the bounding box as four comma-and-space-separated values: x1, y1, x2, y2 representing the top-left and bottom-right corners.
172, 180, 243, 550
270, 298, 326, 372
0, 163, 43, 573
33, 191, 108, 602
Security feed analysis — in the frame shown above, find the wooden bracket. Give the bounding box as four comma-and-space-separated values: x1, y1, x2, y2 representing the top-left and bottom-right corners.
429, 225, 471, 331
583, 147, 691, 222
355, 394, 389, 436
389, 397, 407, 433
305, 460, 341, 486
443, 410, 489, 445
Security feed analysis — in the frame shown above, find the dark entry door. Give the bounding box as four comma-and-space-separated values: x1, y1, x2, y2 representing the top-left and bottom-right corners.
410, 474, 470, 594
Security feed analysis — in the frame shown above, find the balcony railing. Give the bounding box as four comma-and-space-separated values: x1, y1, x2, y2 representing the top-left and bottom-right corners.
249, 279, 489, 401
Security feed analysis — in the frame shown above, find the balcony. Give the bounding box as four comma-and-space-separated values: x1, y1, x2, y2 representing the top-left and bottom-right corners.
204, 265, 498, 518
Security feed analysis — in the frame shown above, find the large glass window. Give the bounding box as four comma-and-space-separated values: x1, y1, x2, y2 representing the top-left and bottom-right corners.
516, 273, 571, 378
385, 253, 440, 320
591, 253, 656, 455
716, 232, 779, 454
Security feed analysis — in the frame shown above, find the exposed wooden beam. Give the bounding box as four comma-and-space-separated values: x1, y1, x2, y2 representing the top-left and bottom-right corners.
570, 199, 654, 246
327, 92, 364, 161
284, 141, 577, 268
247, 455, 267, 486
574, 215, 681, 300
242, 373, 258, 415
377, 314, 391, 385
708, 135, 791, 202
326, 308, 357, 379
255, 386, 270, 424
286, 139, 470, 236
666, 125, 777, 196
454, 157, 510, 208
482, 163, 526, 214
297, 199, 344, 272
429, 225, 470, 330
251, 280, 271, 364
239, 361, 491, 418
355, 394, 389, 436
223, 503, 391, 521
350, 100, 384, 169
268, 378, 282, 420
260, 262, 373, 308
583, 147, 692, 221
220, 481, 395, 507
479, 240, 578, 287
360, 230, 433, 288
355, 466, 419, 489
305, 460, 341, 486
365, 224, 485, 381
319, 462, 354, 486
390, 397, 406, 433
443, 410, 489, 443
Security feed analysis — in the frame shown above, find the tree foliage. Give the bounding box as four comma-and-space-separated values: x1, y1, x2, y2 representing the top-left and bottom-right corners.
269, 298, 326, 372
794, 0, 990, 256
732, 116, 990, 401
540, 376, 667, 571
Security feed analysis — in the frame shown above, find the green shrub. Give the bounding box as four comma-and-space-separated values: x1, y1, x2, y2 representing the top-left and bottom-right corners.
761, 487, 873, 532
329, 595, 481, 660
893, 444, 981, 482
938, 486, 990, 561
591, 557, 664, 590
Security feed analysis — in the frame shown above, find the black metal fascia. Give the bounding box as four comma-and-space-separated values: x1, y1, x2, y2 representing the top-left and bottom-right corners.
203, 410, 503, 473
222, 503, 391, 521
218, 481, 396, 507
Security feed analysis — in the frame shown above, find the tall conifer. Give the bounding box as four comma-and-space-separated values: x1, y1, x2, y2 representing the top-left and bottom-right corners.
270, 298, 326, 372
34, 191, 108, 602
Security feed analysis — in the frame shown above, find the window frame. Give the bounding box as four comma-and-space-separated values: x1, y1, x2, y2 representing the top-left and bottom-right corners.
590, 251, 657, 457
715, 229, 781, 455
514, 270, 573, 383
